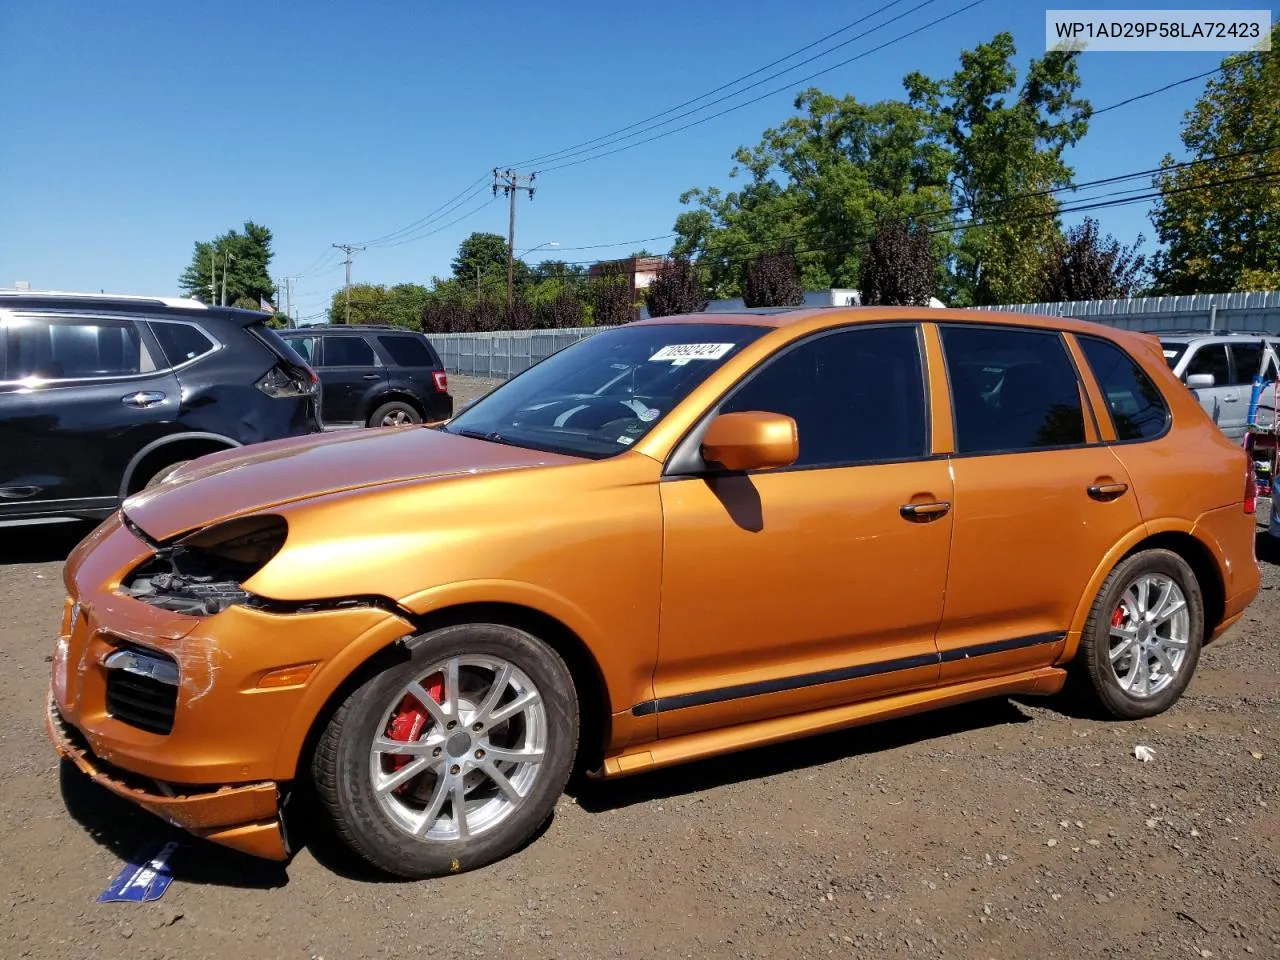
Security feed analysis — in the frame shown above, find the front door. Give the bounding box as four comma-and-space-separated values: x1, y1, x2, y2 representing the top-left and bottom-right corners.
933, 323, 1145, 683
654, 324, 952, 739
0, 312, 180, 516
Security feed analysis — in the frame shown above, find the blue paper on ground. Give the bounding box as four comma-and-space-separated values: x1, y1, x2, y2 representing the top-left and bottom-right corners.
98, 841, 180, 903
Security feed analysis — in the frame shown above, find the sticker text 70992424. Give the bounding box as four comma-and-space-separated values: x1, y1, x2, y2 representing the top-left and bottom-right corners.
649, 343, 736, 365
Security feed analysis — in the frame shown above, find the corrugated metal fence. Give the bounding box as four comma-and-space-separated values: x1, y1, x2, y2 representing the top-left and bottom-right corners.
429, 291, 1280, 380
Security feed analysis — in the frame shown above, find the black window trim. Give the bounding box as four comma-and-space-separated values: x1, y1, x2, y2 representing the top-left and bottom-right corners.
663, 321, 934, 479
937, 321, 1103, 460
0, 309, 167, 385
1072, 332, 1173, 446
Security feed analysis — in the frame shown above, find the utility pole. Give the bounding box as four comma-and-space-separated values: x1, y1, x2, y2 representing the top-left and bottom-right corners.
220, 252, 234, 306
209, 249, 217, 304
332, 243, 365, 324
492, 168, 536, 311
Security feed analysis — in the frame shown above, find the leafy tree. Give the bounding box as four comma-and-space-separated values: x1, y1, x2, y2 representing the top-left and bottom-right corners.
538, 287, 586, 328
1041, 217, 1146, 301
421, 301, 473, 334
1149, 23, 1280, 293
179, 221, 275, 305
860, 220, 937, 305
905, 33, 1089, 304
325, 283, 431, 327
743, 250, 804, 307
475, 299, 503, 332
646, 257, 709, 317
450, 232, 531, 291
591, 262, 634, 326
502, 297, 535, 331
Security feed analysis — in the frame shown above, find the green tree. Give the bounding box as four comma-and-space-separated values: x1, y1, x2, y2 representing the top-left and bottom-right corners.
1149, 23, 1280, 293
325, 283, 431, 327
450, 232, 531, 291
905, 33, 1089, 304
860, 220, 937, 306
179, 221, 276, 306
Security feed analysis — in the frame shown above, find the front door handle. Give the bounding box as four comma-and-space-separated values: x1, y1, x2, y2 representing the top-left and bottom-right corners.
1223, 395, 1240, 403
1087, 482, 1129, 501
121, 391, 166, 408
362, 374, 381, 380
900, 501, 951, 522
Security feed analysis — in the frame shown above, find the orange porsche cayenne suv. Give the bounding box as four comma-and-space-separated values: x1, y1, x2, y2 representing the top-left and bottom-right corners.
48, 307, 1260, 879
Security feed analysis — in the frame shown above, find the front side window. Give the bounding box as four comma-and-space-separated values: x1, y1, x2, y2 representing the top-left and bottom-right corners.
2, 315, 153, 380
720, 325, 927, 468
322, 335, 375, 367
941, 325, 1086, 454
445, 323, 769, 458
1077, 336, 1169, 441
288, 336, 318, 364
1186, 344, 1229, 385
1229, 342, 1263, 385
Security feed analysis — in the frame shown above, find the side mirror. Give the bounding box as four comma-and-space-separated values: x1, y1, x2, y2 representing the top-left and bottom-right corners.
1186, 373, 1215, 389
701, 411, 798, 473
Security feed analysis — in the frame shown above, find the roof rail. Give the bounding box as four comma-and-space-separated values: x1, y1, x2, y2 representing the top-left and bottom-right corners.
0, 289, 208, 310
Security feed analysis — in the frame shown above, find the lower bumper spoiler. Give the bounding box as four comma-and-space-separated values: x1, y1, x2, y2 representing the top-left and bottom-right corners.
46, 693, 288, 861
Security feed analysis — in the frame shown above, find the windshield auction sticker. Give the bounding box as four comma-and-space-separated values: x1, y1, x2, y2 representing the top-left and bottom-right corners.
1046, 10, 1271, 51
649, 343, 736, 362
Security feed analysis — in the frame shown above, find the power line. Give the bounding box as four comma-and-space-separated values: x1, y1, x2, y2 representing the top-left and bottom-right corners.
507, 0, 940, 168
357, 173, 493, 248
1092, 66, 1224, 117
371, 194, 499, 249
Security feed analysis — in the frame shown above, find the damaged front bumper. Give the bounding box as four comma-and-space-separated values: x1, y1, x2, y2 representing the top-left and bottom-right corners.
48, 511, 415, 860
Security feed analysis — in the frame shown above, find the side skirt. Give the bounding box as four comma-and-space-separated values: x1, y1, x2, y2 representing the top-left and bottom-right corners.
596, 666, 1067, 778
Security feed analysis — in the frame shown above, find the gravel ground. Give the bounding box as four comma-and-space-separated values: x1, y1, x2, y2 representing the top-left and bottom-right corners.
1, 384, 1276, 959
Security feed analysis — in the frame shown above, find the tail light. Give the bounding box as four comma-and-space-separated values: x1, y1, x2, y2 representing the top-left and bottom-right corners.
256, 363, 318, 398
1244, 459, 1257, 514
432, 371, 448, 392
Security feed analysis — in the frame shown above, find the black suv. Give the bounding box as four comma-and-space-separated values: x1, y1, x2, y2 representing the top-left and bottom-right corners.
279, 325, 453, 427
0, 291, 321, 525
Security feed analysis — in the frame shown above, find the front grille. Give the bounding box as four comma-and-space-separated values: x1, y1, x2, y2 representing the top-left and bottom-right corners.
105, 659, 178, 735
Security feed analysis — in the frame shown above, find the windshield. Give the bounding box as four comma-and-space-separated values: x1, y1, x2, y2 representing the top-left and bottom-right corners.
444, 323, 769, 458
1160, 341, 1187, 369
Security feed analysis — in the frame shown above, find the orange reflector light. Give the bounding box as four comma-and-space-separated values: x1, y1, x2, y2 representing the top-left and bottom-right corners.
255, 663, 318, 689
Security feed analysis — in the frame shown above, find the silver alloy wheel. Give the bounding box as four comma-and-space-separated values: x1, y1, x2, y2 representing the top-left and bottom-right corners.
1107, 573, 1191, 698
381, 409, 414, 426
370, 655, 547, 842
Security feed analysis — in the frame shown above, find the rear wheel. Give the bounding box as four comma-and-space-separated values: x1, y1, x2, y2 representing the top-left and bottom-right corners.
312, 623, 578, 878
1079, 548, 1204, 719
368, 401, 421, 428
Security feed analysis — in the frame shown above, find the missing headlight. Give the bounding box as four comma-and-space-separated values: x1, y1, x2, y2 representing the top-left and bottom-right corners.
122, 515, 287, 616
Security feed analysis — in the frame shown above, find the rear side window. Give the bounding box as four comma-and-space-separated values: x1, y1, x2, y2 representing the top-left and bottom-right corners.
1077, 337, 1169, 441
1186, 344, 1229, 384
2, 316, 155, 379
149, 321, 216, 367
378, 334, 437, 367
940, 325, 1086, 454
322, 335, 375, 367
721, 325, 927, 468
286, 336, 317, 364
1229, 342, 1263, 384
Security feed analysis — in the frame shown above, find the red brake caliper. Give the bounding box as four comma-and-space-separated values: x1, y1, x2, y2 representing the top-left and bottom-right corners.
1111, 604, 1127, 629
385, 673, 443, 792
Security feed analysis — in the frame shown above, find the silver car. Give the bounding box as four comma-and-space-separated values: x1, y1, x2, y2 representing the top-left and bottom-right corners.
1160, 332, 1280, 439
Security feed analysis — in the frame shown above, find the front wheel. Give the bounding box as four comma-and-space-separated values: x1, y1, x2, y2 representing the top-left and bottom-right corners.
312, 624, 578, 878
1078, 548, 1204, 719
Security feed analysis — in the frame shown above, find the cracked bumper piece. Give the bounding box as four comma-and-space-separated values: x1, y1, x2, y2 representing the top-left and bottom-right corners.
47, 694, 287, 860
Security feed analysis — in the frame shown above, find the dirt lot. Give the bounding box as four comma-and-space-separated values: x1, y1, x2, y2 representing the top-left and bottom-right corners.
1, 378, 1276, 959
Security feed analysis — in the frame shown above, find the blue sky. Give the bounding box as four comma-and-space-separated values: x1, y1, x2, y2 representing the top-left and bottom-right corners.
0, 1, 1239, 318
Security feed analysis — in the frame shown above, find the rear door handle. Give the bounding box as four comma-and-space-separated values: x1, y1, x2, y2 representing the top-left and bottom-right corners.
121, 391, 165, 408
900, 501, 951, 522
362, 374, 381, 380
1087, 482, 1129, 501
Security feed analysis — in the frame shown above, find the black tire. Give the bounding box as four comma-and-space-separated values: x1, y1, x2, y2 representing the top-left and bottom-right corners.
1078, 548, 1204, 719
311, 623, 578, 879
142, 459, 191, 490
368, 401, 422, 428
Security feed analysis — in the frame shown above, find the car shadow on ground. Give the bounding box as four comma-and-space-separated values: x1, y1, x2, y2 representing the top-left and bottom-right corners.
0, 522, 95, 565
58, 761, 289, 890
570, 696, 1032, 813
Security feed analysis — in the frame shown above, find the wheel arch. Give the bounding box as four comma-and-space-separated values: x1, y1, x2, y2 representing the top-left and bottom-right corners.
360, 391, 425, 423
119, 432, 241, 498
1061, 523, 1226, 663
285, 599, 613, 785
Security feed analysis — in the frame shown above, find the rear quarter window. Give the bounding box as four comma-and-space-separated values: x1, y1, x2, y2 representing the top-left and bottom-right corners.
1078, 337, 1170, 441
378, 334, 438, 367
149, 321, 217, 367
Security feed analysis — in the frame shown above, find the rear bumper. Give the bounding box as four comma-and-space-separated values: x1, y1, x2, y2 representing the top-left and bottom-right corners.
47, 693, 288, 860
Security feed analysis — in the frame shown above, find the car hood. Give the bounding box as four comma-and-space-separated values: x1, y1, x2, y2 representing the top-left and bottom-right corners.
123, 426, 586, 541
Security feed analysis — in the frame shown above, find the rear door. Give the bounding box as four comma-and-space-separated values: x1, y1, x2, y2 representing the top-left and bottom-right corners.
317, 334, 384, 422
0, 312, 179, 517
1228, 339, 1268, 430
375, 333, 449, 421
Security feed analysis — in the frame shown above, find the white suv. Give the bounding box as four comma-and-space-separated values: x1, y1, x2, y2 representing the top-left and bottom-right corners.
1159, 332, 1280, 439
